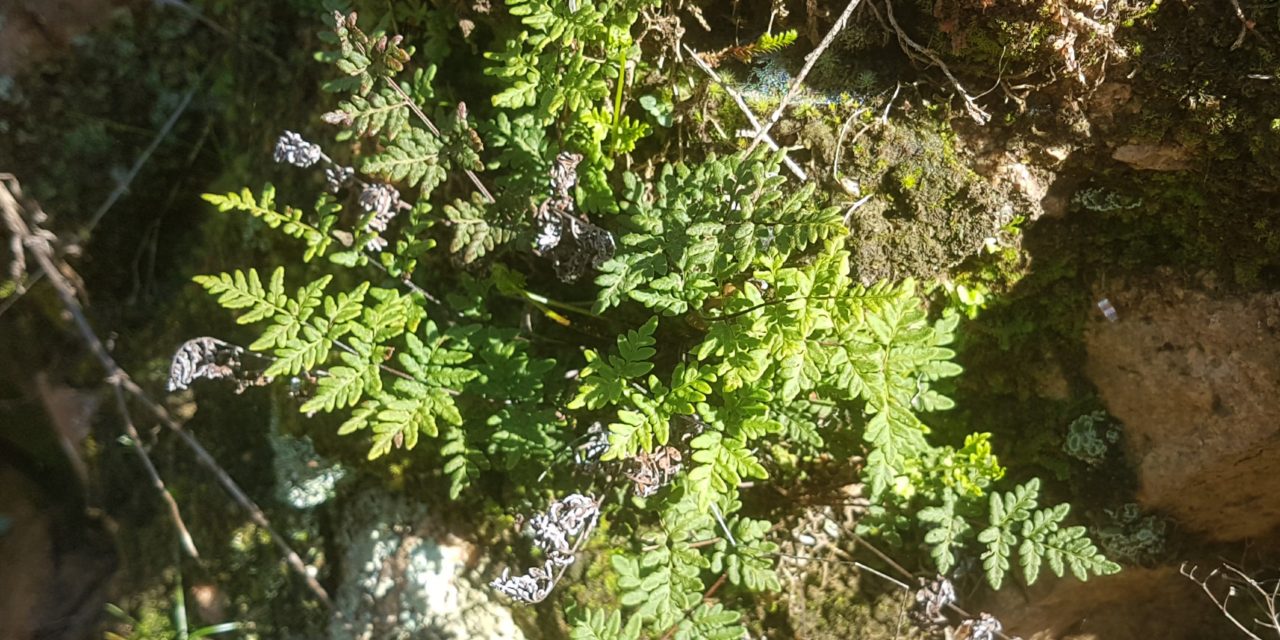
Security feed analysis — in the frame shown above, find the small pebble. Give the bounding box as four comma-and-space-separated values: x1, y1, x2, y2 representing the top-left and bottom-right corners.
1097, 298, 1118, 322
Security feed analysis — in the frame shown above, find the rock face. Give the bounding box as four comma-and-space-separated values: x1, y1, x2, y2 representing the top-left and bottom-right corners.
0, 463, 116, 639
1111, 143, 1193, 172
330, 489, 525, 640
988, 567, 1215, 640
1084, 278, 1280, 541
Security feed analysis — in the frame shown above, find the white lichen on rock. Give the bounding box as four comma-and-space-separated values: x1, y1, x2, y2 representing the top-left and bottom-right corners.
270, 400, 347, 509
330, 489, 524, 640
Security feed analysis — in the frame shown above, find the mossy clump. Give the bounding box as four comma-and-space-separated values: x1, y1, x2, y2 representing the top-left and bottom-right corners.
836, 117, 1020, 283
782, 560, 928, 640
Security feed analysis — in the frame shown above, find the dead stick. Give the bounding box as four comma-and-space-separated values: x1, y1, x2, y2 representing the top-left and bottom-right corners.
0, 175, 333, 609
1229, 0, 1252, 51
110, 381, 200, 559
853, 535, 1015, 639
881, 0, 990, 125
746, 0, 865, 155
682, 44, 808, 182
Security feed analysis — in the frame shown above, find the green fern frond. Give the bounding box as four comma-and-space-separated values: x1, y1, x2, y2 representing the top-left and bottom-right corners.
202, 187, 336, 261
361, 126, 446, 194
755, 29, 798, 56
569, 316, 658, 410
443, 193, 515, 263
975, 480, 1119, 589
918, 491, 970, 575
570, 609, 638, 640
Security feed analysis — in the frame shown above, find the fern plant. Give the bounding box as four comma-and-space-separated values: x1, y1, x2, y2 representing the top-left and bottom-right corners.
184, 3, 1120, 638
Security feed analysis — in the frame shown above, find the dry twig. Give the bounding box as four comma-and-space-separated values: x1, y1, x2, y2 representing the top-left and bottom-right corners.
682, 44, 809, 182
0, 174, 333, 608
745, 0, 866, 155
1229, 0, 1254, 51
111, 382, 200, 558
878, 0, 990, 124
1182, 562, 1280, 640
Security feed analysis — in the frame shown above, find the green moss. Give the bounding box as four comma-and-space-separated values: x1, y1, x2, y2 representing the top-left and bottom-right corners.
832, 116, 1019, 282
897, 167, 923, 191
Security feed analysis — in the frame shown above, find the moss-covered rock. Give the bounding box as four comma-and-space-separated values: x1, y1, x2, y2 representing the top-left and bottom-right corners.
831, 116, 1020, 283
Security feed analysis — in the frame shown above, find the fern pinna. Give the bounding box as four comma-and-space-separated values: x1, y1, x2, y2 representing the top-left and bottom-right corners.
180, 3, 1117, 638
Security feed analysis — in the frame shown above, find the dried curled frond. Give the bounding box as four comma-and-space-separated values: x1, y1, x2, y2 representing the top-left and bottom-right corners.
273, 131, 323, 168
951, 612, 1003, 640
910, 575, 956, 629
627, 445, 683, 498
575, 421, 610, 465
167, 337, 253, 391
490, 560, 555, 603
529, 493, 600, 566
359, 182, 399, 223
532, 152, 616, 282
491, 493, 601, 603
360, 182, 400, 252
324, 165, 356, 193
533, 152, 583, 255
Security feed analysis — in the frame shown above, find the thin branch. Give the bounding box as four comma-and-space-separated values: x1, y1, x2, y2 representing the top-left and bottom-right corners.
0, 175, 333, 609
764, 538, 1017, 640
832, 107, 870, 183
682, 44, 808, 182
879, 0, 990, 125
1229, 0, 1253, 50
1182, 562, 1265, 640
111, 381, 200, 558
852, 535, 1016, 640
745, 0, 866, 155
369, 258, 444, 306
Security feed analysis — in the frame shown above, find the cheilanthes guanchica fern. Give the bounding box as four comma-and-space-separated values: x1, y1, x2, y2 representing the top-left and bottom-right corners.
192, 1, 1118, 636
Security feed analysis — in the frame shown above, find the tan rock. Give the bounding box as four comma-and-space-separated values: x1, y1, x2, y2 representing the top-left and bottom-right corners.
1112, 143, 1193, 171
986, 567, 1214, 640
1084, 279, 1280, 541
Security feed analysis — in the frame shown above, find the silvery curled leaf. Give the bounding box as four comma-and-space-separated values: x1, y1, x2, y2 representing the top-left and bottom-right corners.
167, 337, 246, 391
273, 131, 322, 168
533, 215, 562, 254
489, 561, 555, 604
572, 221, 615, 269
528, 493, 599, 566
324, 165, 356, 193
549, 151, 583, 198
575, 421, 609, 464
492, 494, 600, 603
360, 183, 399, 220
360, 183, 400, 250
953, 613, 1002, 640
910, 575, 956, 628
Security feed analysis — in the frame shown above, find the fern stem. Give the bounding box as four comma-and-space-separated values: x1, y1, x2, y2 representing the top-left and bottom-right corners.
658, 572, 729, 640
521, 289, 601, 319
611, 47, 628, 130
